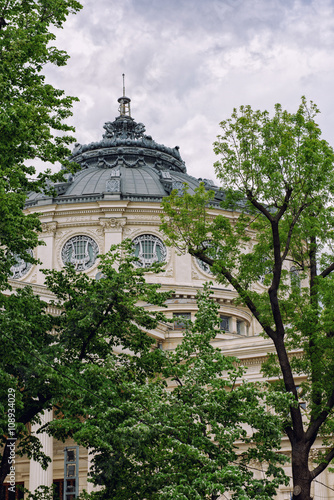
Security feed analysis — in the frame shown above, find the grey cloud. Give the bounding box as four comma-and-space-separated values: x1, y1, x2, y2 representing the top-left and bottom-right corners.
42, 0, 334, 179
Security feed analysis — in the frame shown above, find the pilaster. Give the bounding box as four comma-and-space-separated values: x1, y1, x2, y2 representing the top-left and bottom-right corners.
29, 409, 53, 491
99, 217, 127, 248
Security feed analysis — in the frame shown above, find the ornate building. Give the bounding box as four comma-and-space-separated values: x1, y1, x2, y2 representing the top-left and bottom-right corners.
5, 90, 333, 500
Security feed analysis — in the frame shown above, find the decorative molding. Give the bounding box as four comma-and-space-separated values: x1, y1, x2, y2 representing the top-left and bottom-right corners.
126, 209, 162, 215
191, 269, 200, 280
54, 229, 72, 243
61, 216, 95, 223
130, 214, 161, 222
41, 222, 57, 236
128, 226, 166, 241
99, 217, 127, 232
42, 209, 100, 218
9, 280, 56, 300
89, 227, 104, 239
240, 356, 268, 367
123, 226, 135, 237
162, 265, 174, 277
28, 272, 38, 284
106, 178, 121, 192
56, 222, 100, 231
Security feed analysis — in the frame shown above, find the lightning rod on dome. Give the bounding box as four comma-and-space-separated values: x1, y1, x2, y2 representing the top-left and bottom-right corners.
118, 73, 131, 117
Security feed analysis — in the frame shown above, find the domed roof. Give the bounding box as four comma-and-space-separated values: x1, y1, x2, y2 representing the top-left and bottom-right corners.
26, 93, 221, 207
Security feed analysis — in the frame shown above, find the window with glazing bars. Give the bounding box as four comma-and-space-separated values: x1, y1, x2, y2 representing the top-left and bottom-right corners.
173, 313, 191, 329
220, 315, 230, 332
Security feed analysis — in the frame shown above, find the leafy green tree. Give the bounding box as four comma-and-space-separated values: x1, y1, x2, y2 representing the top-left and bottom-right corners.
0, 0, 83, 491
0, 0, 82, 287
160, 98, 334, 500
0, 245, 170, 490
47, 284, 287, 500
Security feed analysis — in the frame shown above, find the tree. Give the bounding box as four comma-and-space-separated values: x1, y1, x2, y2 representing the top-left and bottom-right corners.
160, 98, 334, 500
46, 284, 287, 500
0, 244, 171, 491
0, 0, 84, 491
0, 0, 82, 288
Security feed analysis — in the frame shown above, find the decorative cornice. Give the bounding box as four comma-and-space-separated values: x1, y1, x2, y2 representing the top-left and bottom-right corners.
8, 281, 56, 301
241, 356, 268, 367
39, 206, 128, 219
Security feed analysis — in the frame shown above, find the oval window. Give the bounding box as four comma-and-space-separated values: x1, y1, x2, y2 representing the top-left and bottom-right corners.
132, 234, 167, 268
10, 250, 33, 279
61, 235, 99, 271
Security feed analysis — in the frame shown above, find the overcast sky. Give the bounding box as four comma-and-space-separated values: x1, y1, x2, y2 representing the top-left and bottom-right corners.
46, 0, 334, 182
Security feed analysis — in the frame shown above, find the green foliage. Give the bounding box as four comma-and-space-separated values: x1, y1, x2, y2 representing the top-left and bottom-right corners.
47, 285, 288, 500
0, 287, 63, 469
161, 98, 334, 495
0, 245, 171, 486
0, 0, 82, 288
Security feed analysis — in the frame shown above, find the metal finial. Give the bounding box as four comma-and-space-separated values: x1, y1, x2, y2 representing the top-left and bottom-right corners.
118, 74, 131, 117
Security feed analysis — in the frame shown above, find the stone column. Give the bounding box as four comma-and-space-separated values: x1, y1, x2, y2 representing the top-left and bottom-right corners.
230, 316, 237, 334
29, 410, 53, 491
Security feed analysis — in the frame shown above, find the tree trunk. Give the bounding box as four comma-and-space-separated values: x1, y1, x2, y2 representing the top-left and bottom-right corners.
291, 442, 312, 500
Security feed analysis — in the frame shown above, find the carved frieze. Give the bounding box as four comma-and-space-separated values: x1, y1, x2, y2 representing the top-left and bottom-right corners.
61, 216, 95, 223
128, 214, 161, 222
